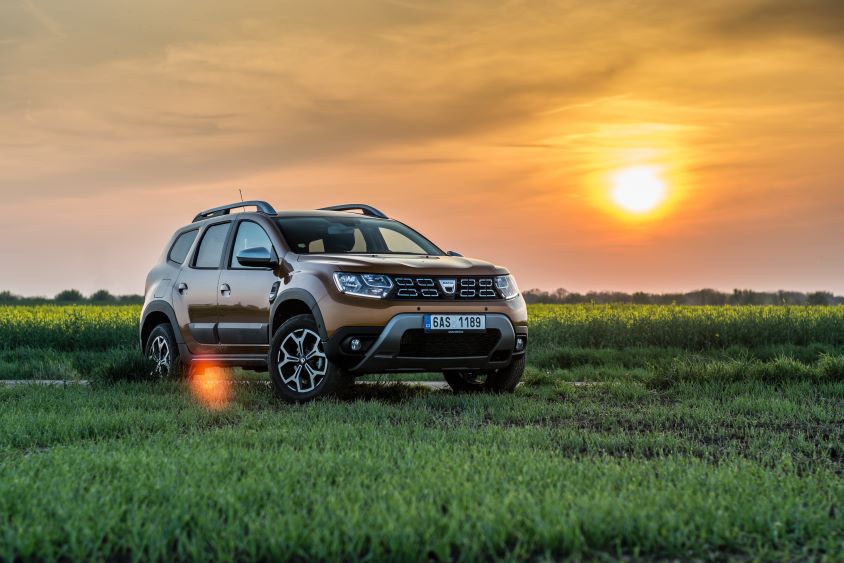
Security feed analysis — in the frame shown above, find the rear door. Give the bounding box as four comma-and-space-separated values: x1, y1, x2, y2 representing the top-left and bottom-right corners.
217, 219, 280, 354
173, 221, 232, 354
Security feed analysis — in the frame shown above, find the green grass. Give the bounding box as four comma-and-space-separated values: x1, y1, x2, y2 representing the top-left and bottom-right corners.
0, 380, 842, 560
0, 348, 135, 381
2, 303, 843, 559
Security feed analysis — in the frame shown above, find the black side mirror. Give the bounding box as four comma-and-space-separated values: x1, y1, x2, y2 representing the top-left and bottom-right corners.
236, 247, 278, 268
447, 250, 463, 257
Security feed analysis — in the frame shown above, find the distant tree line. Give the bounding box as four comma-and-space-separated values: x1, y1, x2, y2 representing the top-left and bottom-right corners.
0, 289, 144, 305
523, 288, 844, 306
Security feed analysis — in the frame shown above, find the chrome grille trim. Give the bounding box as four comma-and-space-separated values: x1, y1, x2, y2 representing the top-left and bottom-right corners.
387, 276, 505, 300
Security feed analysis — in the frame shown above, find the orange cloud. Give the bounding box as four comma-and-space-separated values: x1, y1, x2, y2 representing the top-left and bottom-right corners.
1, 0, 843, 294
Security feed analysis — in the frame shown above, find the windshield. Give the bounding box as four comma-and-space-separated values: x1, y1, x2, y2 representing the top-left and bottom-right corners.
276, 216, 445, 256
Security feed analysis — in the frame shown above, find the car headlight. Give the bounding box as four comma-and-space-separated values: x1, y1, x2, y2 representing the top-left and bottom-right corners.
333, 272, 394, 299
495, 275, 520, 300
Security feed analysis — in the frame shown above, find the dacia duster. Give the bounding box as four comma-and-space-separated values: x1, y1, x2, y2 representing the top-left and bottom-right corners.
140, 201, 528, 401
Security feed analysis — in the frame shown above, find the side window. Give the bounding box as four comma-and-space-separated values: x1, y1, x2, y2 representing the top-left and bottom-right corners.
168, 230, 198, 264
230, 221, 275, 268
193, 223, 231, 269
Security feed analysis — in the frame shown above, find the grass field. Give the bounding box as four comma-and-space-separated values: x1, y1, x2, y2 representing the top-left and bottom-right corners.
0, 304, 842, 560
3, 303, 844, 381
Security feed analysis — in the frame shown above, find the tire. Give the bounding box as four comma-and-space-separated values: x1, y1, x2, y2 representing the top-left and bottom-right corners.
145, 323, 183, 378
268, 314, 349, 402
443, 355, 526, 394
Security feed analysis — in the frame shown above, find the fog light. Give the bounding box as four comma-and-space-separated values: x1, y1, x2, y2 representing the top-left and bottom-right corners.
350, 338, 363, 352
515, 336, 526, 352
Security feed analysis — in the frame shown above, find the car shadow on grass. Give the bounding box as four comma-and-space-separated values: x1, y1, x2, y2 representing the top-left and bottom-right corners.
189, 377, 438, 410
340, 381, 434, 403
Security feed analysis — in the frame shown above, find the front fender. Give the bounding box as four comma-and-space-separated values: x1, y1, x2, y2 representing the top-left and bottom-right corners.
270, 288, 328, 340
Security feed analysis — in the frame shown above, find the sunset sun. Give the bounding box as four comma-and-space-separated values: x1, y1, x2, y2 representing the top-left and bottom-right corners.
611, 167, 667, 214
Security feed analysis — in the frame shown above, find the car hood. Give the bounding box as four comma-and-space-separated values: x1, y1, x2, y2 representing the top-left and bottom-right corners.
296, 254, 508, 276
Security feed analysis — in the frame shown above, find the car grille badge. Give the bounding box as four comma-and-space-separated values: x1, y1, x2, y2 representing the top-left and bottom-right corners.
439, 279, 456, 295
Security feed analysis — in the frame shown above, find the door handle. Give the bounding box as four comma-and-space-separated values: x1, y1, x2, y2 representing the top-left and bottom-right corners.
177, 282, 188, 294
220, 283, 231, 296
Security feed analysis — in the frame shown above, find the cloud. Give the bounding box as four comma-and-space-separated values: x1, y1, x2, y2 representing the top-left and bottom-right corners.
0, 9, 633, 198
20, 0, 65, 38
1, 0, 844, 294
713, 0, 844, 42
1, 0, 843, 206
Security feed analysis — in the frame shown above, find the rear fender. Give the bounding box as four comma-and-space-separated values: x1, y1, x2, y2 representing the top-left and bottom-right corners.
139, 300, 182, 351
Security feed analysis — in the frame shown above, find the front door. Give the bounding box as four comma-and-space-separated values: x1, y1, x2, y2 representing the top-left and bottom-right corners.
172, 221, 232, 354
217, 220, 280, 354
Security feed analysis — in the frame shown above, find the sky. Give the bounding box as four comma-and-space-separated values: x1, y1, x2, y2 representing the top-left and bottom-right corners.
1, 0, 843, 296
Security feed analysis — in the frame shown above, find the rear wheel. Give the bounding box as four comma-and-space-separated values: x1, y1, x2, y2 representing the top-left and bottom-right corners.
269, 314, 349, 402
145, 324, 183, 378
443, 355, 525, 393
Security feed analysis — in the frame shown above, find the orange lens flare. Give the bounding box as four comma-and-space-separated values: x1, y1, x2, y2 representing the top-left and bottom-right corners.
188, 364, 231, 410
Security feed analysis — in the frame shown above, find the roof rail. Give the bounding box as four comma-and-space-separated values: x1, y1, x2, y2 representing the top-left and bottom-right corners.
318, 204, 388, 219
193, 200, 277, 223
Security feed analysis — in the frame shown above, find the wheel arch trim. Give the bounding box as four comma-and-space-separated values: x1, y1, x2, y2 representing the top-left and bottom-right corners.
139, 300, 182, 352
270, 288, 328, 341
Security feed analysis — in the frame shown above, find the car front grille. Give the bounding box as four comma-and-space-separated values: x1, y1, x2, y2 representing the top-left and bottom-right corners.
398, 329, 502, 358
391, 276, 502, 300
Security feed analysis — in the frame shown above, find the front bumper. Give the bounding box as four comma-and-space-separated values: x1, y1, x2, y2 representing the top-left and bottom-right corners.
327, 313, 527, 374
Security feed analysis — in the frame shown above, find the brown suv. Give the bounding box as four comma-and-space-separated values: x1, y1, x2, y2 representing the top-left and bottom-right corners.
140, 201, 528, 401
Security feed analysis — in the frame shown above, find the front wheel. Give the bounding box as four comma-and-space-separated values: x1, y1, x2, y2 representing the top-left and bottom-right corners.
444, 355, 525, 394
269, 314, 349, 402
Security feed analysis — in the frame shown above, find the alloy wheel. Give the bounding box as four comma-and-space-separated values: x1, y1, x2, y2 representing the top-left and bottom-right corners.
149, 335, 171, 376
277, 328, 327, 393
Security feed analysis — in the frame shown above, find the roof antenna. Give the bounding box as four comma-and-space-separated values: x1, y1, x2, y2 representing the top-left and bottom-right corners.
238, 188, 244, 203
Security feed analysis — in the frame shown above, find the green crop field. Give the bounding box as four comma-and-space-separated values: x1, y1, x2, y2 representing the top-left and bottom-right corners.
0, 304, 843, 560
4, 303, 844, 351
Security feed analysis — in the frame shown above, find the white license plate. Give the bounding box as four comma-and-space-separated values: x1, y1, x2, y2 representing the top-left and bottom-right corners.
424, 314, 486, 332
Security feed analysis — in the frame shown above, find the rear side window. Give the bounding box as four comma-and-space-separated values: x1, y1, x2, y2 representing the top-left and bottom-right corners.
168, 230, 198, 264
193, 223, 231, 268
